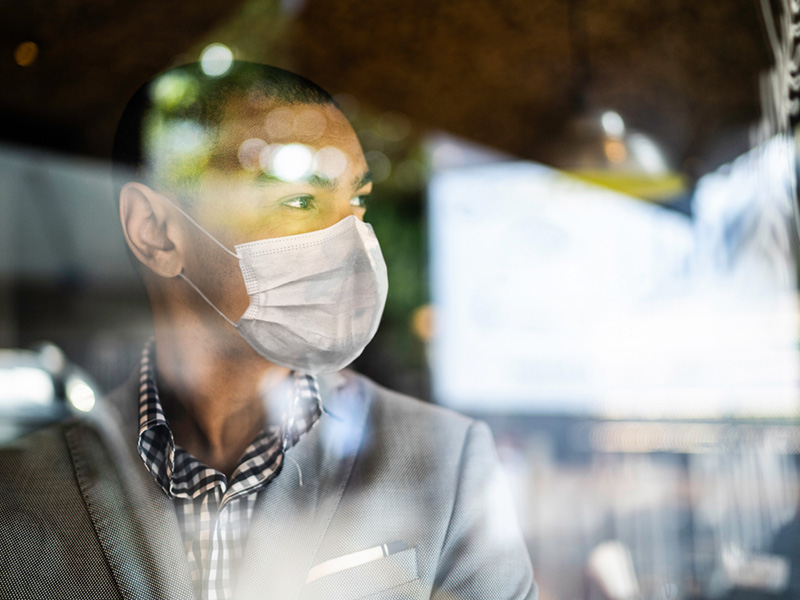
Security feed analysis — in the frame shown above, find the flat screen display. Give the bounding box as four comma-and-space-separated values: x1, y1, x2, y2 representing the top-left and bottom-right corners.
429, 160, 799, 418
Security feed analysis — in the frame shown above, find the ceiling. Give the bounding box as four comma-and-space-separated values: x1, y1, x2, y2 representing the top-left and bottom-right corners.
1, 0, 772, 176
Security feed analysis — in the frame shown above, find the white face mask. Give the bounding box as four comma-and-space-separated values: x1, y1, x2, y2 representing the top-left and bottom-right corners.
158, 194, 389, 375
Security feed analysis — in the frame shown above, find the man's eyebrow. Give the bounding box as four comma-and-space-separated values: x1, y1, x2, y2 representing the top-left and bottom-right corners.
254, 171, 336, 190
253, 172, 277, 183
307, 174, 337, 192
253, 170, 372, 191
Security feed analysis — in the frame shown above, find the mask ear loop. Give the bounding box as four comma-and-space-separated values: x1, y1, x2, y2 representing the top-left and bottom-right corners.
150, 190, 242, 327
155, 191, 240, 260
178, 272, 237, 328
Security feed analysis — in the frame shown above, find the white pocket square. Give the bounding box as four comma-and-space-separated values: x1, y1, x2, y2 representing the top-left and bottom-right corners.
306, 541, 410, 583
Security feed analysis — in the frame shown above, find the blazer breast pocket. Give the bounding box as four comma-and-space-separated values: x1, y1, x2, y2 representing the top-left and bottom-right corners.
301, 546, 419, 600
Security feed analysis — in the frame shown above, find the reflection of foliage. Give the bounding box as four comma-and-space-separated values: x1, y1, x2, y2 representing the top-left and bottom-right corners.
152, 72, 200, 111
147, 0, 292, 194
351, 107, 430, 369
142, 69, 215, 194
367, 182, 428, 367
144, 113, 212, 192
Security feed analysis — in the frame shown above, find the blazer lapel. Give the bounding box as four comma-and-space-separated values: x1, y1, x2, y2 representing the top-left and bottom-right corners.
66, 374, 196, 600
235, 372, 371, 600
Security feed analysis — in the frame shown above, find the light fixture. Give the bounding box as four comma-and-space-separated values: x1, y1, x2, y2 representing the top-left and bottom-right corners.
545, 0, 685, 202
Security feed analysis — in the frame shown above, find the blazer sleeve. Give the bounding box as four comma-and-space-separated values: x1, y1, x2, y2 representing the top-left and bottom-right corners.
431, 420, 538, 600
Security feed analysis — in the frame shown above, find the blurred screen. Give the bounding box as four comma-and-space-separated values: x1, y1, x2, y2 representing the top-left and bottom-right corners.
430, 140, 799, 418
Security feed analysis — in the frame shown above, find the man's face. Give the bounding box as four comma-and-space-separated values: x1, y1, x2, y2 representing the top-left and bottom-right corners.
165, 95, 374, 324
189, 97, 372, 247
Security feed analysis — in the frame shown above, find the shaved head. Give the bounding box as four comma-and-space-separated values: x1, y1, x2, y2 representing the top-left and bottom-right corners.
112, 61, 338, 204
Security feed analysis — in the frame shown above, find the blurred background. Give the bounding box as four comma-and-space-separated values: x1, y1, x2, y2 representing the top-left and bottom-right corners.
3, 0, 800, 599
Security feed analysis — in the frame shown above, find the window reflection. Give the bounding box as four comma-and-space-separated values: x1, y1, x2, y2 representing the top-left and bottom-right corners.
1, 0, 799, 598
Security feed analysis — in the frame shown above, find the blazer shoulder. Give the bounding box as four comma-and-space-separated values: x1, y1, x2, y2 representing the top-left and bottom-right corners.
337, 371, 482, 469
0, 418, 92, 495
355, 371, 473, 426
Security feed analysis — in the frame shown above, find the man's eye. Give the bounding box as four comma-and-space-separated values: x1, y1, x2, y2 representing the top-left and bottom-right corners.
283, 196, 314, 209
350, 195, 369, 208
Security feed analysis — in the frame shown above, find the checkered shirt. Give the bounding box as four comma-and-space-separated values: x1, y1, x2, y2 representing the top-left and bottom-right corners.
136, 342, 321, 600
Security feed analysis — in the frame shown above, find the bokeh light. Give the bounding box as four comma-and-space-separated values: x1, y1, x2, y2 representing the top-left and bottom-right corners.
66, 379, 96, 413
152, 72, 199, 111
603, 138, 627, 164
37, 343, 65, 374
258, 144, 276, 173
13, 41, 38, 67
313, 146, 348, 179
601, 110, 625, 137
265, 107, 295, 140
294, 108, 327, 141
628, 133, 668, 174
238, 138, 267, 171
200, 43, 234, 77
270, 144, 314, 181
364, 150, 391, 183
411, 304, 434, 341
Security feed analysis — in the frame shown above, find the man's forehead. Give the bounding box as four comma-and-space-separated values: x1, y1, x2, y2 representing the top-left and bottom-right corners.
218, 98, 352, 143
209, 98, 365, 176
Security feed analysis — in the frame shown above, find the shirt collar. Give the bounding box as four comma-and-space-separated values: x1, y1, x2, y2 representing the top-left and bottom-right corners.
136, 340, 322, 498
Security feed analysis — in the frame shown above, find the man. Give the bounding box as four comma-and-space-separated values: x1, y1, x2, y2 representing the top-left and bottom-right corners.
0, 61, 536, 600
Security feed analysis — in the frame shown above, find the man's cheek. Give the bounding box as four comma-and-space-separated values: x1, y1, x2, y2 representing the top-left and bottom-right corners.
193, 201, 280, 242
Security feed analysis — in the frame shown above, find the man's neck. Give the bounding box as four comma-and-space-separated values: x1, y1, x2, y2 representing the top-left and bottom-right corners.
151, 322, 291, 480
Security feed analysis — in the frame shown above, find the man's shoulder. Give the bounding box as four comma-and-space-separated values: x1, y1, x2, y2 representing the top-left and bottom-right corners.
0, 419, 72, 460
341, 370, 475, 431
0, 418, 90, 498
334, 370, 485, 469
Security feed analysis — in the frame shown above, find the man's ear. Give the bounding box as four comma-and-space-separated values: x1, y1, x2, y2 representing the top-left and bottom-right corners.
119, 182, 184, 278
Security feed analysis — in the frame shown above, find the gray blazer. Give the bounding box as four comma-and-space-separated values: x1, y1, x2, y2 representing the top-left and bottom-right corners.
0, 370, 537, 600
